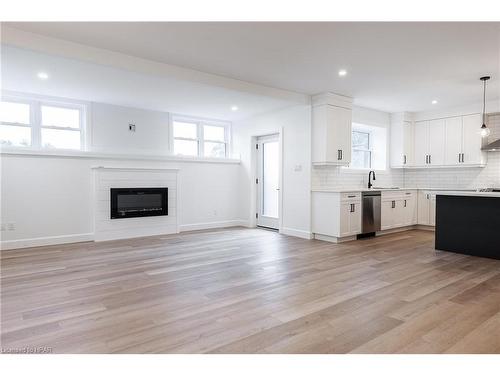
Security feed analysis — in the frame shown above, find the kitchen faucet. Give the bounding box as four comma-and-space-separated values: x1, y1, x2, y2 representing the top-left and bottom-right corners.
368, 170, 376, 189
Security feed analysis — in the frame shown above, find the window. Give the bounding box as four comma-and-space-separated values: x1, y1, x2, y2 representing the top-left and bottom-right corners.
172, 116, 229, 158
351, 130, 371, 169
0, 94, 86, 150
0, 101, 32, 147
349, 123, 387, 170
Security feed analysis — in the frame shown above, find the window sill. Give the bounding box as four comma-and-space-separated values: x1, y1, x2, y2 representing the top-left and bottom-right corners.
0, 147, 241, 164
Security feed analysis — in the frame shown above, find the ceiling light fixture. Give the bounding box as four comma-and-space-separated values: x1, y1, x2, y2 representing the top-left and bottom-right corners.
37, 72, 49, 80
231, 106, 238, 111
432, 100, 438, 104
338, 69, 347, 77
480, 76, 491, 137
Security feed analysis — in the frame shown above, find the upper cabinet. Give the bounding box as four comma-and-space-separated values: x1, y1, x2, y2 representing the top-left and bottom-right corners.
390, 113, 414, 168
311, 93, 353, 166
391, 112, 486, 169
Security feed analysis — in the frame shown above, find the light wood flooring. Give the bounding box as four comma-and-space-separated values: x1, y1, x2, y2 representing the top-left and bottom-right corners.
1, 228, 500, 353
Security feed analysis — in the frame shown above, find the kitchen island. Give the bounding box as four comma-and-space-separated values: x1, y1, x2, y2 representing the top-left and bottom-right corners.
435, 191, 500, 260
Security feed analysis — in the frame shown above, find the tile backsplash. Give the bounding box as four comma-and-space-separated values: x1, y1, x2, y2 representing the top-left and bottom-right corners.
312, 114, 500, 190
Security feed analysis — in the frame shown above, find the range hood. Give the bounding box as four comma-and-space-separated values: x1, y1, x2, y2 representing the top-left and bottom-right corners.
482, 138, 500, 152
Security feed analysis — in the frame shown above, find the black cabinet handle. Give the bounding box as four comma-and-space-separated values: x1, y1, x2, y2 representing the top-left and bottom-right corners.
338, 150, 342, 160
347, 195, 356, 198
403, 155, 407, 164
429, 155, 431, 164
340, 150, 343, 160
392, 200, 395, 209
404, 199, 407, 207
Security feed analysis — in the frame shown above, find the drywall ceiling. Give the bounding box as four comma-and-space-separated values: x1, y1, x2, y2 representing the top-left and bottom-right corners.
4, 22, 500, 113
0, 45, 298, 121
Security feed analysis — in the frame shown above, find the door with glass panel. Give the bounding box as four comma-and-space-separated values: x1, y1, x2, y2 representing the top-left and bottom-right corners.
256, 135, 280, 230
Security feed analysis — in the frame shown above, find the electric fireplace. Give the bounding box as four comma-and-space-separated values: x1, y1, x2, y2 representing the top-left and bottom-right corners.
110, 188, 168, 219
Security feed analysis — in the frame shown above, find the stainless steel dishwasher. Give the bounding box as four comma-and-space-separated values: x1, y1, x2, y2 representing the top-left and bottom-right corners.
361, 190, 381, 236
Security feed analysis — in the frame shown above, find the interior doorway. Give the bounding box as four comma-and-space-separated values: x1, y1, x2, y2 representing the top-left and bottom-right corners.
255, 134, 280, 230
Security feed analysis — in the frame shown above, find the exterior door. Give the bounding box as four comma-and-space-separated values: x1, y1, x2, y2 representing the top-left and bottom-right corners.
256, 135, 280, 229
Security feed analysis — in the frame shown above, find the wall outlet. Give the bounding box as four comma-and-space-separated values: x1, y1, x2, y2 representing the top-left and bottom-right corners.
128, 123, 136, 132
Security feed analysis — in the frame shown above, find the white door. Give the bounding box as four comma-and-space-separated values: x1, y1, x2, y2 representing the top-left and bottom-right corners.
414, 121, 429, 166
429, 119, 446, 166
445, 116, 463, 165
256, 135, 280, 230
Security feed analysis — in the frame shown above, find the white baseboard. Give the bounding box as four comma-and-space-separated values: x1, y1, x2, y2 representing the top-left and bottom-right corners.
281, 227, 313, 239
178, 219, 249, 232
1, 233, 94, 250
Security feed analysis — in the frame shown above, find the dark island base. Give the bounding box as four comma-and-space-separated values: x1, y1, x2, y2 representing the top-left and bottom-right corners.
435, 195, 500, 260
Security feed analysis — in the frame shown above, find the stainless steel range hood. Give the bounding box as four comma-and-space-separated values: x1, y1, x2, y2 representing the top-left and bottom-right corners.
482, 139, 500, 151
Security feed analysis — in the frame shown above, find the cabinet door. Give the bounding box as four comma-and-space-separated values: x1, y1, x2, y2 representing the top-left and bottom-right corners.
350, 202, 361, 235
414, 121, 429, 166
403, 121, 414, 166
390, 121, 413, 167
445, 116, 463, 166
429, 119, 446, 166
429, 195, 436, 226
462, 114, 484, 165
417, 192, 430, 225
339, 202, 351, 237
381, 200, 394, 230
393, 200, 406, 228
337, 106, 352, 164
403, 196, 417, 226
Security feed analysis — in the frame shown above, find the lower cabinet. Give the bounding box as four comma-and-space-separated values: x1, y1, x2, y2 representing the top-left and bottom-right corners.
312, 191, 361, 241
417, 191, 436, 226
381, 191, 417, 230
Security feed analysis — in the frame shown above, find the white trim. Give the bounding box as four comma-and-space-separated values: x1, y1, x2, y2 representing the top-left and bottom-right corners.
0, 233, 94, 250
281, 227, 313, 239
0, 148, 241, 164
178, 220, 249, 232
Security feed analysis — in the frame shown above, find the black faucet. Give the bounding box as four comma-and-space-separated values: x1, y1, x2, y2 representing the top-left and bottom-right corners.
368, 170, 376, 189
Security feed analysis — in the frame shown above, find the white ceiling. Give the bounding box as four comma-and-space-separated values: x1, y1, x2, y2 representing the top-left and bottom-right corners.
3, 22, 500, 113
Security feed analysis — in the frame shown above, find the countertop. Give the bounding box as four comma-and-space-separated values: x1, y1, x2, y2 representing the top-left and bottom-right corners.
432, 191, 500, 198
311, 187, 476, 193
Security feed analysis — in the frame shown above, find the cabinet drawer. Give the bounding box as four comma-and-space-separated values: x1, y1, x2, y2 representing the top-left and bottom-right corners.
341, 192, 361, 201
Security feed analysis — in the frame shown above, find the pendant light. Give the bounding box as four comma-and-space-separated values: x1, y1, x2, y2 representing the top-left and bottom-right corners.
480, 76, 491, 137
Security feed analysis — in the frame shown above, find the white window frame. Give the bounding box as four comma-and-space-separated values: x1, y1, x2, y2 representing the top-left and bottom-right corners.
351, 129, 372, 169
170, 114, 230, 158
1, 92, 88, 151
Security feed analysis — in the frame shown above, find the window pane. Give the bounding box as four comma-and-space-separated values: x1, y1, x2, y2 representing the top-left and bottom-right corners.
204, 125, 225, 142
41, 105, 80, 128
204, 141, 226, 158
0, 124, 31, 147
174, 139, 198, 156
173, 121, 197, 139
352, 131, 370, 150
351, 150, 371, 169
0, 101, 30, 124
42, 128, 81, 150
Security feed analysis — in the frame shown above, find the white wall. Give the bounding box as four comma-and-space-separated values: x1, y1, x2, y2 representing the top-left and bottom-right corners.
0, 98, 245, 249
232, 104, 312, 238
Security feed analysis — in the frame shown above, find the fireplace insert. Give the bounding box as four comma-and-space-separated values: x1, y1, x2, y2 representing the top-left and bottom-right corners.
110, 188, 168, 219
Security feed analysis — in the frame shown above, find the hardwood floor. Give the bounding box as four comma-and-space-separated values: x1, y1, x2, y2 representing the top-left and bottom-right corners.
1, 228, 500, 353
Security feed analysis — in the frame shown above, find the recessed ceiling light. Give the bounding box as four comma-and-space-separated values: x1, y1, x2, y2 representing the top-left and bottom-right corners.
432, 100, 438, 104
37, 72, 49, 80
338, 69, 347, 77
231, 106, 238, 111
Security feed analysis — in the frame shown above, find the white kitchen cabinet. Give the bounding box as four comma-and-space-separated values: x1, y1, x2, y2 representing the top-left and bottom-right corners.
312, 93, 353, 166
312, 191, 361, 242
381, 190, 417, 230
462, 114, 486, 165
414, 121, 429, 167
445, 116, 464, 166
417, 191, 436, 226
410, 114, 485, 169
429, 119, 446, 166
390, 115, 414, 168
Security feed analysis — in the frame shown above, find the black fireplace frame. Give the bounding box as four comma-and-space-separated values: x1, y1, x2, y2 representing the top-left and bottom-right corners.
110, 187, 168, 219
